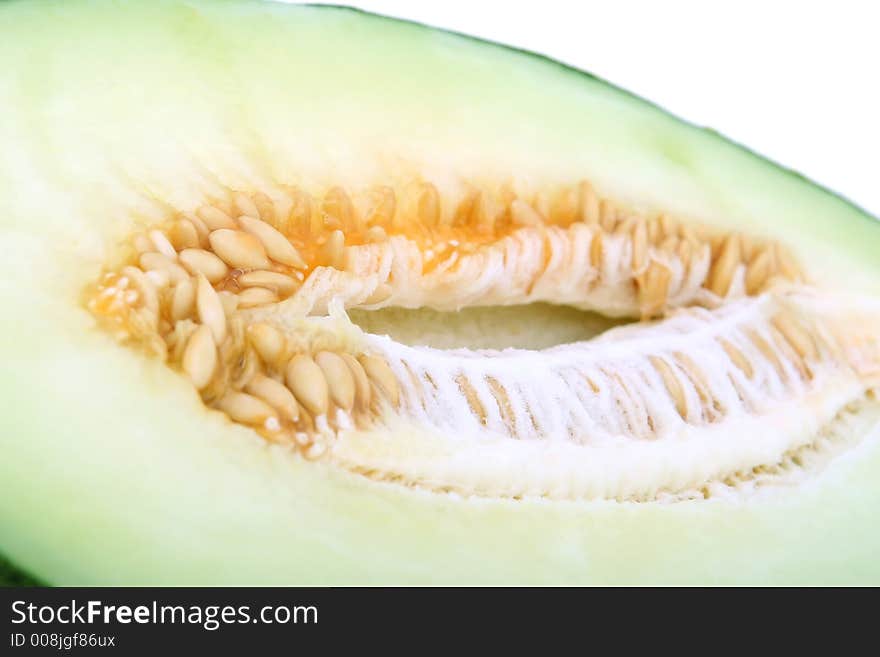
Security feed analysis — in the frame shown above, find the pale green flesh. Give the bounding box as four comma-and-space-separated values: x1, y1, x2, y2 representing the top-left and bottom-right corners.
347, 304, 625, 350
1, 0, 880, 585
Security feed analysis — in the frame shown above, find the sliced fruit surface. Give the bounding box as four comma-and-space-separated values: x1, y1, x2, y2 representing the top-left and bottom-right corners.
1, 0, 879, 584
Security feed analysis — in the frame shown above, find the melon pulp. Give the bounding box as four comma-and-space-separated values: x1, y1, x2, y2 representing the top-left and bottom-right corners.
0, 0, 879, 584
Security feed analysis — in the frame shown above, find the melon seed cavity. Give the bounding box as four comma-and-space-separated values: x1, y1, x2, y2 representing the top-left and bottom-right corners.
85, 180, 880, 500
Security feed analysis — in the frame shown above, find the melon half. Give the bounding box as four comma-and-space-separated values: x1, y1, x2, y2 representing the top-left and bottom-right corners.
1, 0, 879, 585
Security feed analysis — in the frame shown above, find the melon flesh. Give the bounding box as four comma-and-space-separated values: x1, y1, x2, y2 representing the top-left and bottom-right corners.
1, 0, 879, 584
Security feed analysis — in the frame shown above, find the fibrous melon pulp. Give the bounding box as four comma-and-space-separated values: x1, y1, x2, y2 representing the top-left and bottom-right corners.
1, 0, 879, 584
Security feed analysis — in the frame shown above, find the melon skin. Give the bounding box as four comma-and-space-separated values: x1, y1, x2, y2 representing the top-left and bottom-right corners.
0, 0, 878, 585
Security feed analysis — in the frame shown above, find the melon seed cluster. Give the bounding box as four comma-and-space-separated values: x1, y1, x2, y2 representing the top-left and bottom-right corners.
331, 291, 879, 500
93, 264, 399, 458
86, 179, 807, 462
364, 294, 843, 442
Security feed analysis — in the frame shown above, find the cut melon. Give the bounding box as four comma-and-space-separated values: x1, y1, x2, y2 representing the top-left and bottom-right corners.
1, 0, 879, 585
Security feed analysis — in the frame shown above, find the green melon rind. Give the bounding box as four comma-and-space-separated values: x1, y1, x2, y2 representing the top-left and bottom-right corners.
0, 555, 41, 587
1, 0, 879, 584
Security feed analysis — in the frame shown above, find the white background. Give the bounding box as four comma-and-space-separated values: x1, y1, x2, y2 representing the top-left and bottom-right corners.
305, 0, 879, 216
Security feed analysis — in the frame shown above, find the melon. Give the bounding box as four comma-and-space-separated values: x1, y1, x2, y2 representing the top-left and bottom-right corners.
1, 0, 879, 585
